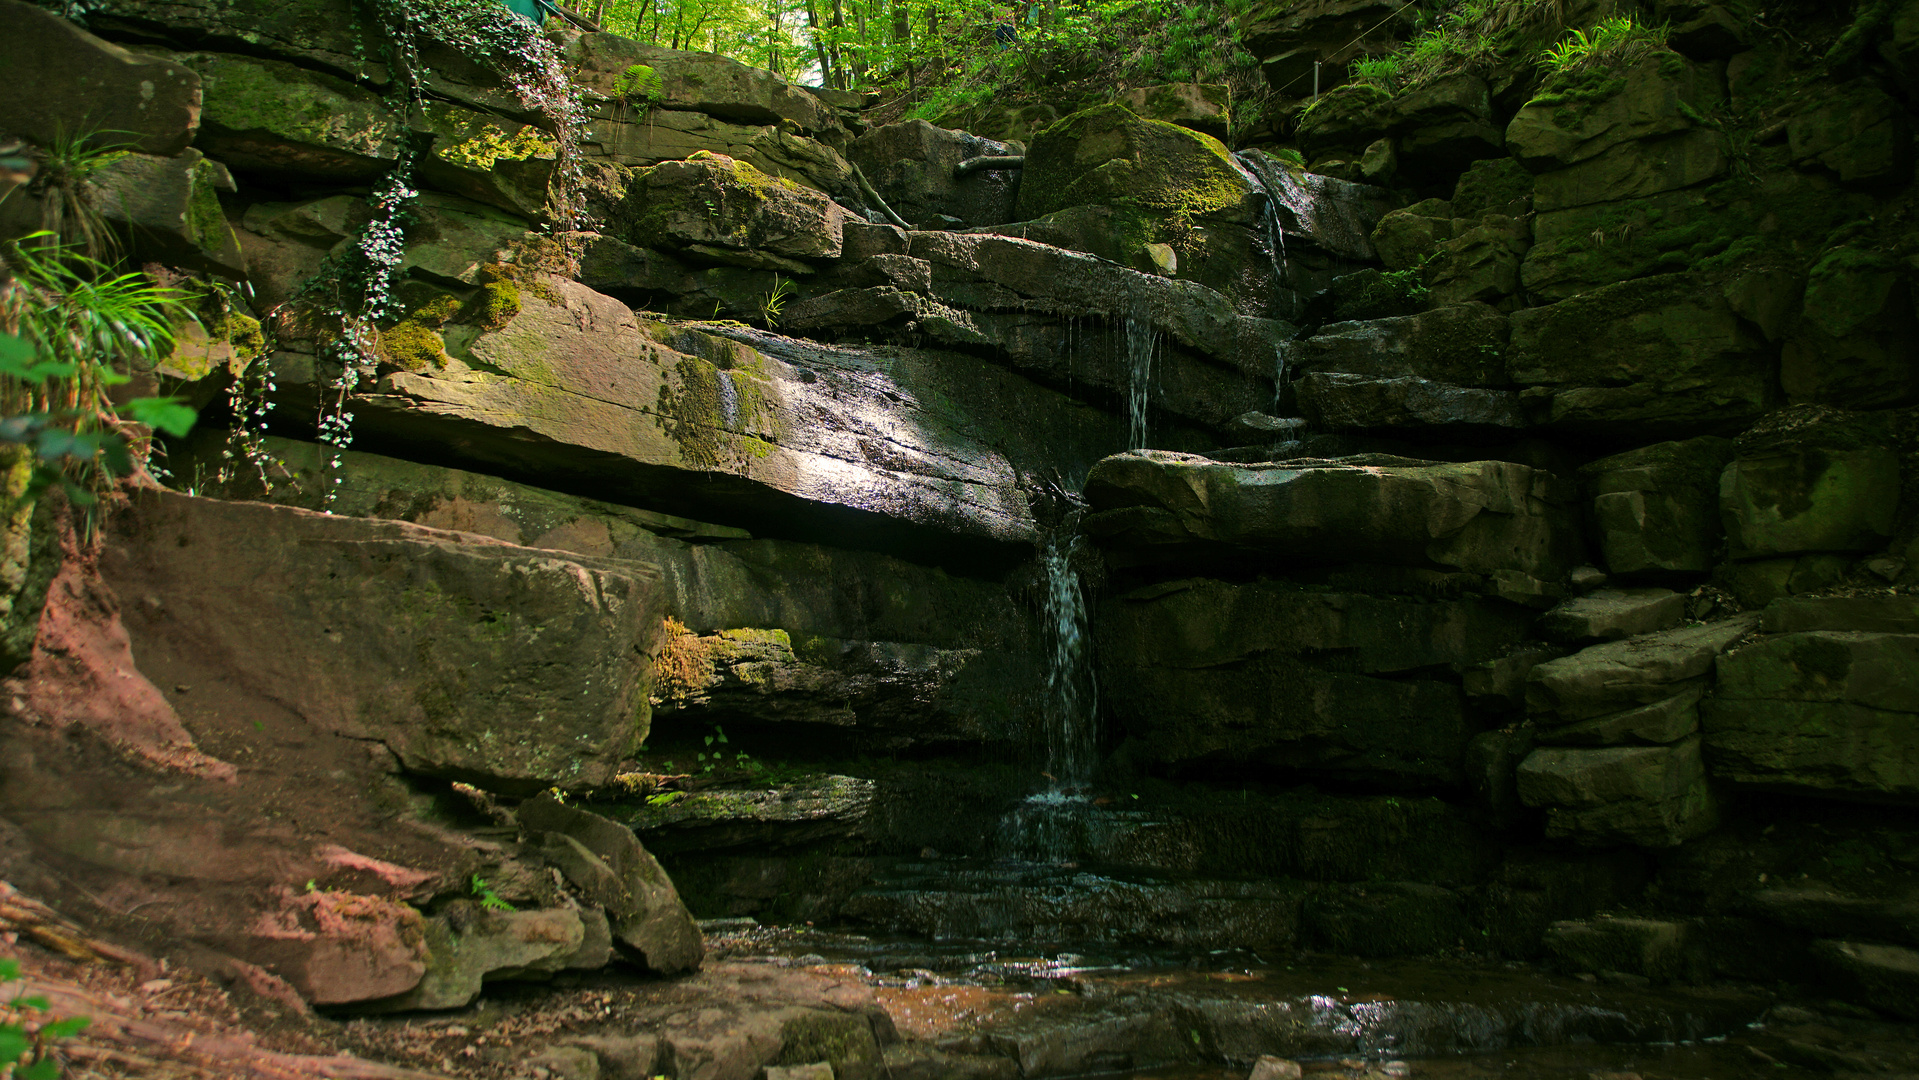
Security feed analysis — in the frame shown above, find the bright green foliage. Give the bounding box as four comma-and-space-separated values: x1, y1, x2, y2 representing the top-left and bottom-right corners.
0, 233, 199, 509
600, 0, 1262, 129
1538, 17, 1668, 76
1, 957, 91, 1079
469, 873, 517, 911
1343, 0, 1580, 95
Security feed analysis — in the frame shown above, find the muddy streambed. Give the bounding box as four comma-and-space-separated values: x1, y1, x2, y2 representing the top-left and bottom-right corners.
9, 909, 1913, 1079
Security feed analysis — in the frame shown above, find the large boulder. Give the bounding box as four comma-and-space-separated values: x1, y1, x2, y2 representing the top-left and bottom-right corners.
1719, 446, 1901, 558
1516, 737, 1719, 847
563, 33, 842, 135
240, 890, 428, 1006
1507, 273, 1772, 438
85, 148, 246, 277
613, 152, 847, 264
1702, 631, 1919, 802
1014, 103, 1254, 223
1100, 581, 1533, 788
172, 435, 1046, 751
376, 904, 602, 1010
172, 51, 399, 180
103, 489, 665, 794
1786, 84, 1915, 188
1506, 55, 1725, 170
1240, 0, 1415, 98
848, 120, 1020, 228
0, 0, 202, 157
1579, 437, 1736, 577
1117, 83, 1232, 139
1293, 373, 1533, 434
267, 273, 1095, 553
1298, 74, 1505, 183
1083, 451, 1576, 582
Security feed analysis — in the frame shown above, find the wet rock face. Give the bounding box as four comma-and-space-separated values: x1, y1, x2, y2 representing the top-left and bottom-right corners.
104, 489, 665, 794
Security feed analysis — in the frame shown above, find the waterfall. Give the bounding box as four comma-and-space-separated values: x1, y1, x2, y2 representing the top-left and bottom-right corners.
1000, 526, 1098, 864
1234, 149, 1331, 323
1123, 311, 1159, 450
1040, 530, 1095, 790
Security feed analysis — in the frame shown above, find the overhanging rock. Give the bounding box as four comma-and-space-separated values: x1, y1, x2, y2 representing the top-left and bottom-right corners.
103, 489, 665, 794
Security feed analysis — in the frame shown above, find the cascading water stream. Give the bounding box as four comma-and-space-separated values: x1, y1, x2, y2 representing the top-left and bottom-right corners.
1039, 530, 1095, 790
1122, 310, 1159, 450
1001, 525, 1099, 864
1234, 149, 1311, 318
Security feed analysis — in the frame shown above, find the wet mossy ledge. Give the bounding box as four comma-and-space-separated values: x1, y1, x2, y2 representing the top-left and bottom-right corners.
1, 0, 1918, 1054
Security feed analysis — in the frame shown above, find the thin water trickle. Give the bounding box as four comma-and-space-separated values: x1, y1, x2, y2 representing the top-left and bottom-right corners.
1002, 527, 1100, 864
1123, 312, 1159, 450
716, 369, 740, 427
1040, 531, 1095, 790
1234, 149, 1302, 309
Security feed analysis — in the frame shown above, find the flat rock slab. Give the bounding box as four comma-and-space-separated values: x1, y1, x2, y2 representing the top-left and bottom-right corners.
1083, 451, 1574, 579
1702, 630, 1919, 801
104, 488, 665, 793
1534, 683, 1705, 747
1526, 615, 1759, 721
343, 281, 1055, 553
1538, 587, 1686, 644
1762, 595, 1919, 634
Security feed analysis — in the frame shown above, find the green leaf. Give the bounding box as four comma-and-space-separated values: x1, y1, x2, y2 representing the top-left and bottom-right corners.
42, 1015, 92, 1038
0, 334, 33, 370
123, 397, 197, 438
19, 995, 49, 1012
0, 1026, 28, 1066
20, 1055, 62, 1079
0, 958, 19, 980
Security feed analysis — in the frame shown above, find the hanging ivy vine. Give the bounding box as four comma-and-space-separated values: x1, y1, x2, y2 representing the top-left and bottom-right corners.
227, 0, 589, 511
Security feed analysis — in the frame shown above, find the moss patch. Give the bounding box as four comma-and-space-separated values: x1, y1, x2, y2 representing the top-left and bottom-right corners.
439, 124, 557, 172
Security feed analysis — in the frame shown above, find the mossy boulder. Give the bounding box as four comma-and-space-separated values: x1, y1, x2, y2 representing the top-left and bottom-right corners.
1507, 273, 1771, 438
1516, 737, 1718, 847
1116, 82, 1232, 139
1425, 213, 1528, 307
564, 34, 839, 134
617, 151, 846, 261
1014, 103, 1255, 223
1281, 301, 1509, 386
1369, 197, 1454, 270
1451, 157, 1534, 217
847, 120, 1020, 228
1703, 631, 1919, 802
519, 793, 705, 973
1532, 128, 1730, 211
1506, 54, 1724, 170
1083, 451, 1577, 581
177, 51, 400, 180
1719, 446, 1901, 558
1299, 74, 1504, 184
85, 148, 245, 277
